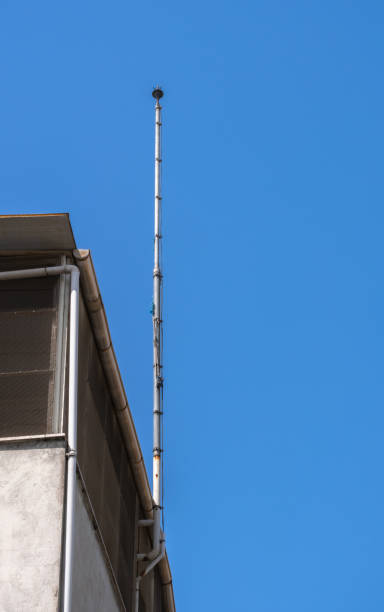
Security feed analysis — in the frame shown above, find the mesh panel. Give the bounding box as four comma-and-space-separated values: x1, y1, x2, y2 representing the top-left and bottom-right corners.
118, 452, 138, 606
0, 371, 54, 436
0, 255, 61, 273
76, 296, 137, 609
139, 593, 146, 612
0, 275, 58, 437
154, 569, 164, 612
0, 310, 55, 372
138, 523, 153, 612
0, 277, 56, 310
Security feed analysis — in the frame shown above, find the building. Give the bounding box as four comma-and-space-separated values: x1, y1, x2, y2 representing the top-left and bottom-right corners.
0, 213, 175, 612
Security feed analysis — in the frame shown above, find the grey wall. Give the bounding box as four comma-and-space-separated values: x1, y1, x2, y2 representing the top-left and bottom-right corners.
0, 437, 65, 612
71, 479, 123, 612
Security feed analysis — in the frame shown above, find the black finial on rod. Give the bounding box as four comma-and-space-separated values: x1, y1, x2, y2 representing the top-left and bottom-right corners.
152, 86, 164, 100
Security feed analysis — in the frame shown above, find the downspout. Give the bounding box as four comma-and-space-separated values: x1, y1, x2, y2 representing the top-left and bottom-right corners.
62, 265, 80, 612
0, 264, 80, 612
135, 534, 166, 612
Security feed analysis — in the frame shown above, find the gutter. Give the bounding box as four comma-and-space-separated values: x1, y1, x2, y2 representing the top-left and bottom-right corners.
73, 249, 175, 612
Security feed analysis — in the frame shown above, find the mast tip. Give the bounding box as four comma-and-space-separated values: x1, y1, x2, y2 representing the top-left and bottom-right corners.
152, 86, 164, 100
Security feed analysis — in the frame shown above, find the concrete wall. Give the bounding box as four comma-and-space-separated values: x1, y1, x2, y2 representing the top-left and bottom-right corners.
71, 479, 123, 612
0, 436, 66, 612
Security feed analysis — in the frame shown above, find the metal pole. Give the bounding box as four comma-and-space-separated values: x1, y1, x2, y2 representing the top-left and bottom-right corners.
152, 86, 164, 519
134, 86, 167, 612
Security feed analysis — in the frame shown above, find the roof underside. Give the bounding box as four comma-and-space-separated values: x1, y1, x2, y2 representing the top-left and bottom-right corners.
0, 214, 76, 251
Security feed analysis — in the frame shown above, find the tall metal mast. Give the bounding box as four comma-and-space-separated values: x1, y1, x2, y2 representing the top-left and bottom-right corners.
134, 86, 167, 612
152, 86, 164, 524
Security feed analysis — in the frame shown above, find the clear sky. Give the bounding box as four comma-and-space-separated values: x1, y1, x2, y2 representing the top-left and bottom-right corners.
1, 1, 384, 610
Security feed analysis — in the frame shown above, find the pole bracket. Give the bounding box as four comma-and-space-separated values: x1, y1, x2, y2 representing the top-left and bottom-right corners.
138, 519, 154, 528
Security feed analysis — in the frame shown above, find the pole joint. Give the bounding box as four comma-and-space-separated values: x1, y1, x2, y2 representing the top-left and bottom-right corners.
156, 375, 164, 388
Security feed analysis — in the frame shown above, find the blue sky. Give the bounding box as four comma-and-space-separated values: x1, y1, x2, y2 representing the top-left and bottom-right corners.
1, 1, 384, 610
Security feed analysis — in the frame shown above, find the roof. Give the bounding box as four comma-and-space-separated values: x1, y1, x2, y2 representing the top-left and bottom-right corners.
0, 213, 76, 252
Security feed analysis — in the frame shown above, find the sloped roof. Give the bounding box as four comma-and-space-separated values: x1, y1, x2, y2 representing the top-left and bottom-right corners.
0, 214, 76, 251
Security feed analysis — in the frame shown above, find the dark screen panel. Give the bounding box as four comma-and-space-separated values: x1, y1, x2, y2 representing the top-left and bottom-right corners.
138, 522, 153, 612
0, 277, 57, 311
154, 569, 164, 612
0, 371, 53, 436
76, 295, 137, 610
0, 310, 55, 372
0, 274, 58, 437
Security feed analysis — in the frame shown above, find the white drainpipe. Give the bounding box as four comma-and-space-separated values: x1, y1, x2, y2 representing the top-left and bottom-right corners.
135, 533, 166, 612
0, 264, 80, 612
